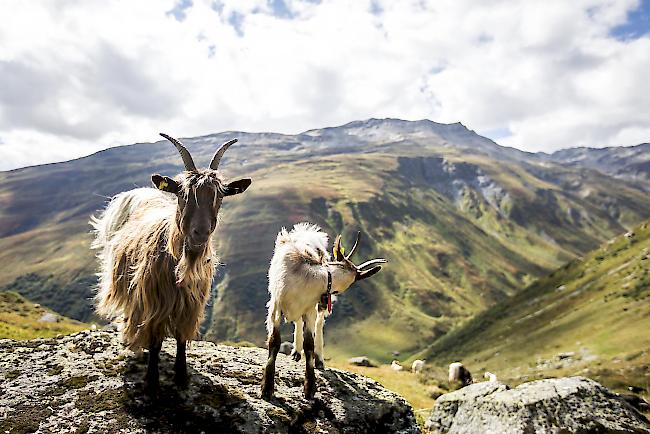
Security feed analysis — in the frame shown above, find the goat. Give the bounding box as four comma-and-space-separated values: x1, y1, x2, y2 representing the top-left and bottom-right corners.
449, 362, 473, 388
411, 359, 425, 374
484, 371, 497, 382
261, 223, 386, 400
391, 360, 404, 371
91, 133, 251, 392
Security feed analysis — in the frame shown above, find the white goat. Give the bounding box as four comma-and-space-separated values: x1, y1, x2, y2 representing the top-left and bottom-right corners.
449, 362, 473, 388
391, 360, 404, 371
411, 359, 425, 374
261, 223, 386, 400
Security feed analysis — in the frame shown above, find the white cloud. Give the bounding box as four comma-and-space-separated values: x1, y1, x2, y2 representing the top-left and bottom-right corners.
0, 0, 648, 169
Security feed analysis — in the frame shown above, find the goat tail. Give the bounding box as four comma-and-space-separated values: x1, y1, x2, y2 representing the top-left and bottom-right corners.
265, 297, 282, 337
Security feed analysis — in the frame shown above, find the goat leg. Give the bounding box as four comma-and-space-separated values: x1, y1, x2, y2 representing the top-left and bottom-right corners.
303, 325, 316, 399
261, 326, 281, 400
174, 337, 188, 387
145, 339, 162, 396
291, 318, 303, 362
314, 311, 325, 370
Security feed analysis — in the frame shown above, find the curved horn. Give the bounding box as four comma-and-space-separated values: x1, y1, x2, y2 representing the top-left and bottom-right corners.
160, 133, 197, 172
345, 231, 361, 260
356, 258, 387, 270
210, 138, 238, 170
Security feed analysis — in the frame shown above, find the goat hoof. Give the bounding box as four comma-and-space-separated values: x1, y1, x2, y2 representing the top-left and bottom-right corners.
304, 386, 316, 400
291, 351, 301, 362
315, 359, 325, 370
261, 387, 274, 401
144, 379, 160, 398
174, 373, 188, 388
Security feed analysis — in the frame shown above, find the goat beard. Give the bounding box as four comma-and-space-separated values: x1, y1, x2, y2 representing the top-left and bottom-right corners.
175, 239, 216, 288
167, 227, 216, 289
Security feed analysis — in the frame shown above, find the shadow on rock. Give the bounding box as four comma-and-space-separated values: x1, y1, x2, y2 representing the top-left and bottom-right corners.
113, 352, 254, 434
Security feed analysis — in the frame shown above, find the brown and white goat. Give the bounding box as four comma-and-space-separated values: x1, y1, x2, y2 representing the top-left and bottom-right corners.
261, 223, 386, 400
91, 134, 251, 392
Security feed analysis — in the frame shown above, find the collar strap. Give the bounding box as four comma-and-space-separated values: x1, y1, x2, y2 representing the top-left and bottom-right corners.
319, 268, 333, 313
326, 269, 332, 294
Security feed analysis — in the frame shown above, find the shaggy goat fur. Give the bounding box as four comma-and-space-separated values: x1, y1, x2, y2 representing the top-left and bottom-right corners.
91, 134, 250, 393
92, 179, 218, 350
261, 223, 386, 400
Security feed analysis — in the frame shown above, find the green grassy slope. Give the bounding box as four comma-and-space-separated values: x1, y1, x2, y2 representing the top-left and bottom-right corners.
0, 291, 89, 340
1, 119, 649, 361
418, 219, 650, 393
206, 149, 650, 361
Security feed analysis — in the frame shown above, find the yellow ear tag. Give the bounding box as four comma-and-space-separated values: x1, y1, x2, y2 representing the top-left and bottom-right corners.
340, 246, 345, 255
159, 180, 168, 190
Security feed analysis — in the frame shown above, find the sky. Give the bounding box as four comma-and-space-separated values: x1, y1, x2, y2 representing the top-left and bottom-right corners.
0, 0, 649, 170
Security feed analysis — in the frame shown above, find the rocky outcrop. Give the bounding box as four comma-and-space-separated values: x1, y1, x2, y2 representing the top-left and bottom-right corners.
0, 330, 418, 433
426, 376, 650, 434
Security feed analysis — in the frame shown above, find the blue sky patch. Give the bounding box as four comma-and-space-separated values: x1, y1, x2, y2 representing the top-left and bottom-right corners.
481, 127, 512, 141
166, 0, 193, 22
269, 0, 295, 19
611, 0, 650, 40
229, 11, 245, 36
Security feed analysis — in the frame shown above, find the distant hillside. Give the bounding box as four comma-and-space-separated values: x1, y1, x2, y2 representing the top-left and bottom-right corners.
1, 119, 649, 361
419, 219, 650, 390
0, 291, 89, 340
547, 143, 650, 192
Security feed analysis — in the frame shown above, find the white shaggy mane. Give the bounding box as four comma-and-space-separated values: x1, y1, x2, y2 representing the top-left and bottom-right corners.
275, 222, 330, 264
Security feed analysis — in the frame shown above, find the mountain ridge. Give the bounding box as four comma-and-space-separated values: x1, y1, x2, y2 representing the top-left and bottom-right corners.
0, 118, 648, 361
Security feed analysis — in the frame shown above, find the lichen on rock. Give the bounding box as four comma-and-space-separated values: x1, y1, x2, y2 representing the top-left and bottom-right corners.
0, 330, 419, 433
426, 376, 650, 434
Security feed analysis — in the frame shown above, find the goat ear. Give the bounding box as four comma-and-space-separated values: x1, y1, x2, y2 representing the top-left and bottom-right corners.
151, 174, 179, 194
356, 266, 382, 281
223, 178, 251, 196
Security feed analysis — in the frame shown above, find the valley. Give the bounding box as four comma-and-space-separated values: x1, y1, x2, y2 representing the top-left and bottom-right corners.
0, 119, 648, 363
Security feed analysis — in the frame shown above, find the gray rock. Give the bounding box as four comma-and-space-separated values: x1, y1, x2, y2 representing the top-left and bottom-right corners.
348, 356, 374, 367
0, 330, 418, 433
39, 312, 58, 323
279, 341, 293, 355
427, 376, 650, 434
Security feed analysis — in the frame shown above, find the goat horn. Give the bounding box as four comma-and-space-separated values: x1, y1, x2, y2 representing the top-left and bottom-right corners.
333, 234, 342, 259
160, 133, 197, 172
345, 231, 361, 260
210, 138, 238, 170
356, 258, 387, 270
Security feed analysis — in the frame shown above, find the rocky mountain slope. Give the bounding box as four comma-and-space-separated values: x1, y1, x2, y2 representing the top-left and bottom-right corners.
547, 143, 650, 192
0, 330, 418, 433
419, 218, 650, 394
1, 119, 649, 361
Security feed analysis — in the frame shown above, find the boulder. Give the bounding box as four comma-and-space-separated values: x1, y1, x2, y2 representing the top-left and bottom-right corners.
426, 376, 650, 434
0, 330, 418, 434
348, 356, 374, 367
279, 341, 293, 355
